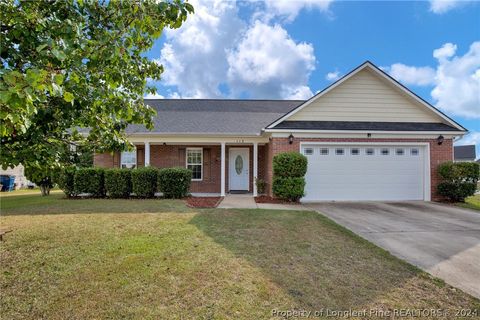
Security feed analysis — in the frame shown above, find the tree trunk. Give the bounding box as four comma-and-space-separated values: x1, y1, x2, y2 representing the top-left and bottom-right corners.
40, 185, 51, 196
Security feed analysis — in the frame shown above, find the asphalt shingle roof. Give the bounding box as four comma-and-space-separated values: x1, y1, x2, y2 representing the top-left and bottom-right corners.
126, 99, 303, 135
454, 145, 476, 161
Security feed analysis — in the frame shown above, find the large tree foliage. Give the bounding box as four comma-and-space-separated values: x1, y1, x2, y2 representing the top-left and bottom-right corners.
0, 0, 193, 172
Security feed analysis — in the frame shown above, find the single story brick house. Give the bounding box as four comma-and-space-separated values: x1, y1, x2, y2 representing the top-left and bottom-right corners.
94, 61, 466, 201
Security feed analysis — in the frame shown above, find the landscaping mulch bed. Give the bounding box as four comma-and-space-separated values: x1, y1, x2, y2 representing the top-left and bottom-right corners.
185, 196, 223, 208
254, 195, 300, 205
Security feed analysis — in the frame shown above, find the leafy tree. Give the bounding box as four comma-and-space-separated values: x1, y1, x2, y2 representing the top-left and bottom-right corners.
0, 0, 193, 170
24, 165, 54, 196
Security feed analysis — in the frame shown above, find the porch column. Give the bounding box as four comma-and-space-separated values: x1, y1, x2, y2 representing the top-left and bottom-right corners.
144, 142, 150, 166
220, 142, 226, 197
253, 142, 258, 197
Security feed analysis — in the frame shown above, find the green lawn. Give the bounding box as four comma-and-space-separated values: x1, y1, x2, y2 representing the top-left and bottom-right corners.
457, 194, 480, 211
1, 194, 479, 319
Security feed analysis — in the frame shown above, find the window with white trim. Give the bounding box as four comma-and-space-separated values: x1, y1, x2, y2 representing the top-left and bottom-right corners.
366, 148, 375, 156
410, 148, 419, 156
304, 148, 313, 156
120, 149, 136, 169
186, 148, 203, 180
381, 148, 390, 156
335, 148, 345, 155
320, 148, 329, 155
350, 148, 360, 155
395, 148, 405, 156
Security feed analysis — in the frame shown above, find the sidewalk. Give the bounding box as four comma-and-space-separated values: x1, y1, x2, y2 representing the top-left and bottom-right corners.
218, 194, 310, 211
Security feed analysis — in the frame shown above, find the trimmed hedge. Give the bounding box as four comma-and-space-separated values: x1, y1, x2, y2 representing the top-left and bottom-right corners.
273, 152, 308, 178
437, 161, 479, 183
105, 169, 132, 198
437, 182, 477, 202
74, 168, 105, 197
131, 167, 158, 198
55, 166, 77, 197
157, 167, 192, 199
272, 176, 305, 202
272, 152, 308, 202
437, 161, 479, 202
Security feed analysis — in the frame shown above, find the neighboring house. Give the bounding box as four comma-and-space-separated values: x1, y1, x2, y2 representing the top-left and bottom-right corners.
0, 164, 27, 189
454, 145, 476, 162
94, 61, 466, 201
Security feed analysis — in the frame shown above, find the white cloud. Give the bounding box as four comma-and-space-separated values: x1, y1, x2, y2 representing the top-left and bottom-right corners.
387, 63, 436, 86
386, 42, 480, 119
158, 0, 245, 98
264, 0, 334, 22
158, 1, 316, 100
325, 71, 340, 81
431, 42, 480, 119
143, 92, 164, 99
429, 0, 466, 14
227, 21, 315, 99
455, 132, 480, 149
433, 43, 457, 60
282, 85, 314, 100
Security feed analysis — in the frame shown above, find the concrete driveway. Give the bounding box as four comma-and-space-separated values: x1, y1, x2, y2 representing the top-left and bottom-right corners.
305, 201, 480, 299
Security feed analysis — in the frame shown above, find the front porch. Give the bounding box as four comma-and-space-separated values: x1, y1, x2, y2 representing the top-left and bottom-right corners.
94, 136, 270, 197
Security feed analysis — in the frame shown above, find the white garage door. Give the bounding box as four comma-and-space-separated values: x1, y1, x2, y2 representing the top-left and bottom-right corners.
301, 144, 428, 201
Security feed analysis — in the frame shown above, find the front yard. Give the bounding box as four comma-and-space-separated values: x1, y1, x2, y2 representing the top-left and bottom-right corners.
457, 194, 480, 211
1, 193, 479, 319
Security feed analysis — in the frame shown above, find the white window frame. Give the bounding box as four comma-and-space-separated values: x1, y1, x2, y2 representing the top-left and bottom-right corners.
335, 148, 345, 155
411, 148, 419, 156
304, 148, 314, 156
381, 148, 390, 156
350, 148, 360, 155
120, 148, 137, 169
186, 148, 203, 181
320, 148, 329, 155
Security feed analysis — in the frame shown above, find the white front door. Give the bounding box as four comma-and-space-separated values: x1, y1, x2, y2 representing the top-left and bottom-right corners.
229, 148, 249, 191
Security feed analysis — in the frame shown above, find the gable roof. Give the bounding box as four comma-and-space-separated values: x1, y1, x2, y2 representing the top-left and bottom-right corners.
454, 145, 476, 161
126, 99, 302, 135
266, 61, 466, 132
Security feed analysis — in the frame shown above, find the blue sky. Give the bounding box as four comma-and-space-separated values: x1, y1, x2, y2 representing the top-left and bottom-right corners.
145, 0, 480, 153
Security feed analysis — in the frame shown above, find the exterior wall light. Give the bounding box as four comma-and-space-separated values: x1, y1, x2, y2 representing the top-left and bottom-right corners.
437, 135, 444, 145
288, 134, 294, 144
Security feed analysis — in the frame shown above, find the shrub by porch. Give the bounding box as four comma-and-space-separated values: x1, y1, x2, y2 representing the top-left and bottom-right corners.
56, 167, 192, 199
272, 152, 307, 202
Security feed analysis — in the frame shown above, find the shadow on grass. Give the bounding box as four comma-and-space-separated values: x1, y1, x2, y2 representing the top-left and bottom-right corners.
189, 209, 456, 310
0, 193, 193, 216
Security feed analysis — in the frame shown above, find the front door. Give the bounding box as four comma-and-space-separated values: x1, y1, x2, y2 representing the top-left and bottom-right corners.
229, 148, 249, 191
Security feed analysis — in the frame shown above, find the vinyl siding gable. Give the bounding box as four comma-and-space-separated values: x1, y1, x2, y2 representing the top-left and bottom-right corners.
289, 68, 443, 123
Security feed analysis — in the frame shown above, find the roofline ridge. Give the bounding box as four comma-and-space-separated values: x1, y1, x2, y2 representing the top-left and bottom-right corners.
143, 98, 305, 102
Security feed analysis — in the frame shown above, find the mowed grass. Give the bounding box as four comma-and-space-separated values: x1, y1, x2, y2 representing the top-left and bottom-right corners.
457, 194, 480, 211
1, 194, 479, 319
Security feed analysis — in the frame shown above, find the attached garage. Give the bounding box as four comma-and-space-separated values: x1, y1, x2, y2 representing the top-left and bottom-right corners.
300, 143, 430, 201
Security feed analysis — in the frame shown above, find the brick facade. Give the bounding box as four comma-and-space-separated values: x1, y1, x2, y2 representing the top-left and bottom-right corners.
93, 138, 452, 200
94, 144, 268, 194
93, 151, 119, 168
265, 137, 453, 201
